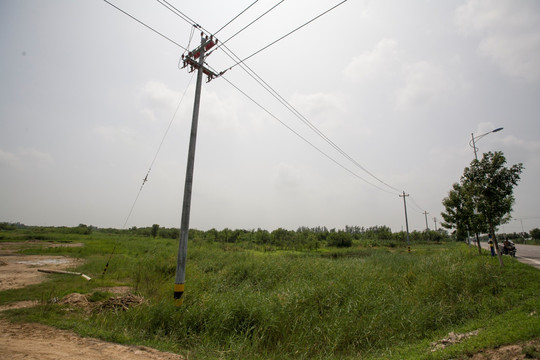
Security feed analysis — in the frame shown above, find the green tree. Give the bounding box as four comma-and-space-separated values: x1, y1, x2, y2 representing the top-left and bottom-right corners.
530, 228, 540, 240
441, 182, 487, 254
151, 224, 159, 238
462, 151, 523, 266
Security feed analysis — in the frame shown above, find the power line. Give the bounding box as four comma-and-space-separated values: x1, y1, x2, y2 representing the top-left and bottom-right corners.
152, 0, 395, 194
135, 0, 401, 198
102, 0, 187, 51
103, 75, 194, 276
223, 0, 348, 72
408, 196, 426, 213
108, 0, 400, 197
221, 75, 398, 196
157, 0, 203, 30
141, 73, 196, 192
214, 0, 261, 36
217, 0, 286, 48
151, 0, 399, 196
111, 0, 401, 198
215, 43, 402, 195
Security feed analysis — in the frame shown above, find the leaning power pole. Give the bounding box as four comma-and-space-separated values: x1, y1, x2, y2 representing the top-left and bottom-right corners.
174, 33, 218, 307
400, 191, 410, 252
423, 211, 429, 231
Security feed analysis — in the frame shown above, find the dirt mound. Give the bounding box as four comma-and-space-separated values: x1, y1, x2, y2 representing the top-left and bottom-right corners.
96, 294, 144, 313
57, 292, 144, 313
59, 293, 89, 307
94, 286, 131, 295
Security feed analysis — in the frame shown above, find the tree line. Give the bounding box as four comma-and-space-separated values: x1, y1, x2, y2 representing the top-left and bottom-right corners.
94, 224, 448, 250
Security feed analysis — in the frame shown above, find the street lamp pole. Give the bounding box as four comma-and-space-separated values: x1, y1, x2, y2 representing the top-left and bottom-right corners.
469, 127, 504, 160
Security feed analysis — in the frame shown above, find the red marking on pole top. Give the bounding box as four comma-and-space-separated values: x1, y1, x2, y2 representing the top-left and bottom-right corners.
191, 39, 216, 60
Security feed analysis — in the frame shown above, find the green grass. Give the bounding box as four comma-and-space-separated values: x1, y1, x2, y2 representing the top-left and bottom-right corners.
1, 231, 539, 359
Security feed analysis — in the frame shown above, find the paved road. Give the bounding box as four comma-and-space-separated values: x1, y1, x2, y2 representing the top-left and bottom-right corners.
477, 241, 540, 270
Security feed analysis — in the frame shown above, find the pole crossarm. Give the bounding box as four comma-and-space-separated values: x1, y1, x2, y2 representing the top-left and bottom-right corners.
181, 34, 224, 82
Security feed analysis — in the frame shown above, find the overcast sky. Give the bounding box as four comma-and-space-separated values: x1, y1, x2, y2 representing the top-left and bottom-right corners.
1, 0, 539, 234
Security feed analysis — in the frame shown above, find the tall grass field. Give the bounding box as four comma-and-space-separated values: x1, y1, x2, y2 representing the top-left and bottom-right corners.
1, 228, 539, 359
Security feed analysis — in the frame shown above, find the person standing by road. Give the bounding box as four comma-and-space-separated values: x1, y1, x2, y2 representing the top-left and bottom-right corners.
488, 235, 495, 256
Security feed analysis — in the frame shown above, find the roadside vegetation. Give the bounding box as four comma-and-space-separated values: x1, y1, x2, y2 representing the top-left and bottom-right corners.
1, 225, 539, 359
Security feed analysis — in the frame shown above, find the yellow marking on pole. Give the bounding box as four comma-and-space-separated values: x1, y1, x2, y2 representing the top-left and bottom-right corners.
174, 283, 184, 307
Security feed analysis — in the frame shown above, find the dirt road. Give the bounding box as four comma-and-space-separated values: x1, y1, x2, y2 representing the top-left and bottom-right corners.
0, 241, 183, 360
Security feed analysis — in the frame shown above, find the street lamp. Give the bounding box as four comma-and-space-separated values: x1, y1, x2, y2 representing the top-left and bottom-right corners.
469, 127, 504, 160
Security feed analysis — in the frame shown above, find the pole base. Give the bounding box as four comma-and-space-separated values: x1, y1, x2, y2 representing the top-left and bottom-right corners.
174, 283, 184, 307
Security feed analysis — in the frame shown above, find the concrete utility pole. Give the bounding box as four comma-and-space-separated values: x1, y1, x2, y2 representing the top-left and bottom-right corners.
423, 211, 429, 231
433, 217, 437, 231
400, 191, 410, 252
175, 33, 217, 307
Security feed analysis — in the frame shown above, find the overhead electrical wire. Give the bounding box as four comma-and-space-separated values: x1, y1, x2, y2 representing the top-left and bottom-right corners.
102, 74, 195, 276
409, 196, 427, 213
214, 0, 261, 36
166, 0, 402, 196
157, 0, 203, 29
102, 0, 187, 51
221, 75, 398, 196
102, 0, 424, 210
214, 41, 403, 195
216, 0, 286, 48
152, 1, 400, 195
223, 0, 348, 72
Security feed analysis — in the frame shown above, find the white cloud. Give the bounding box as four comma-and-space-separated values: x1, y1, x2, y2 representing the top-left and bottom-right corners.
0, 148, 54, 169
343, 39, 400, 81
93, 125, 137, 145
475, 121, 499, 135
200, 87, 242, 132
0, 149, 20, 168
289, 92, 344, 132
137, 81, 184, 123
455, 0, 540, 82
500, 135, 540, 153
273, 162, 301, 191
396, 61, 452, 109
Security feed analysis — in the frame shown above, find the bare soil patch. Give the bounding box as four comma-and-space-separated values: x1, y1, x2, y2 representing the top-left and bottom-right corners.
467, 339, 540, 360
0, 253, 82, 290
0, 319, 183, 360
0, 241, 183, 360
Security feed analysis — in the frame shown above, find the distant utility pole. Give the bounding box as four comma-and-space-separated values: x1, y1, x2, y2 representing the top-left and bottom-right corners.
518, 218, 525, 237
423, 211, 429, 231
175, 33, 218, 307
399, 191, 410, 252
433, 217, 438, 231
